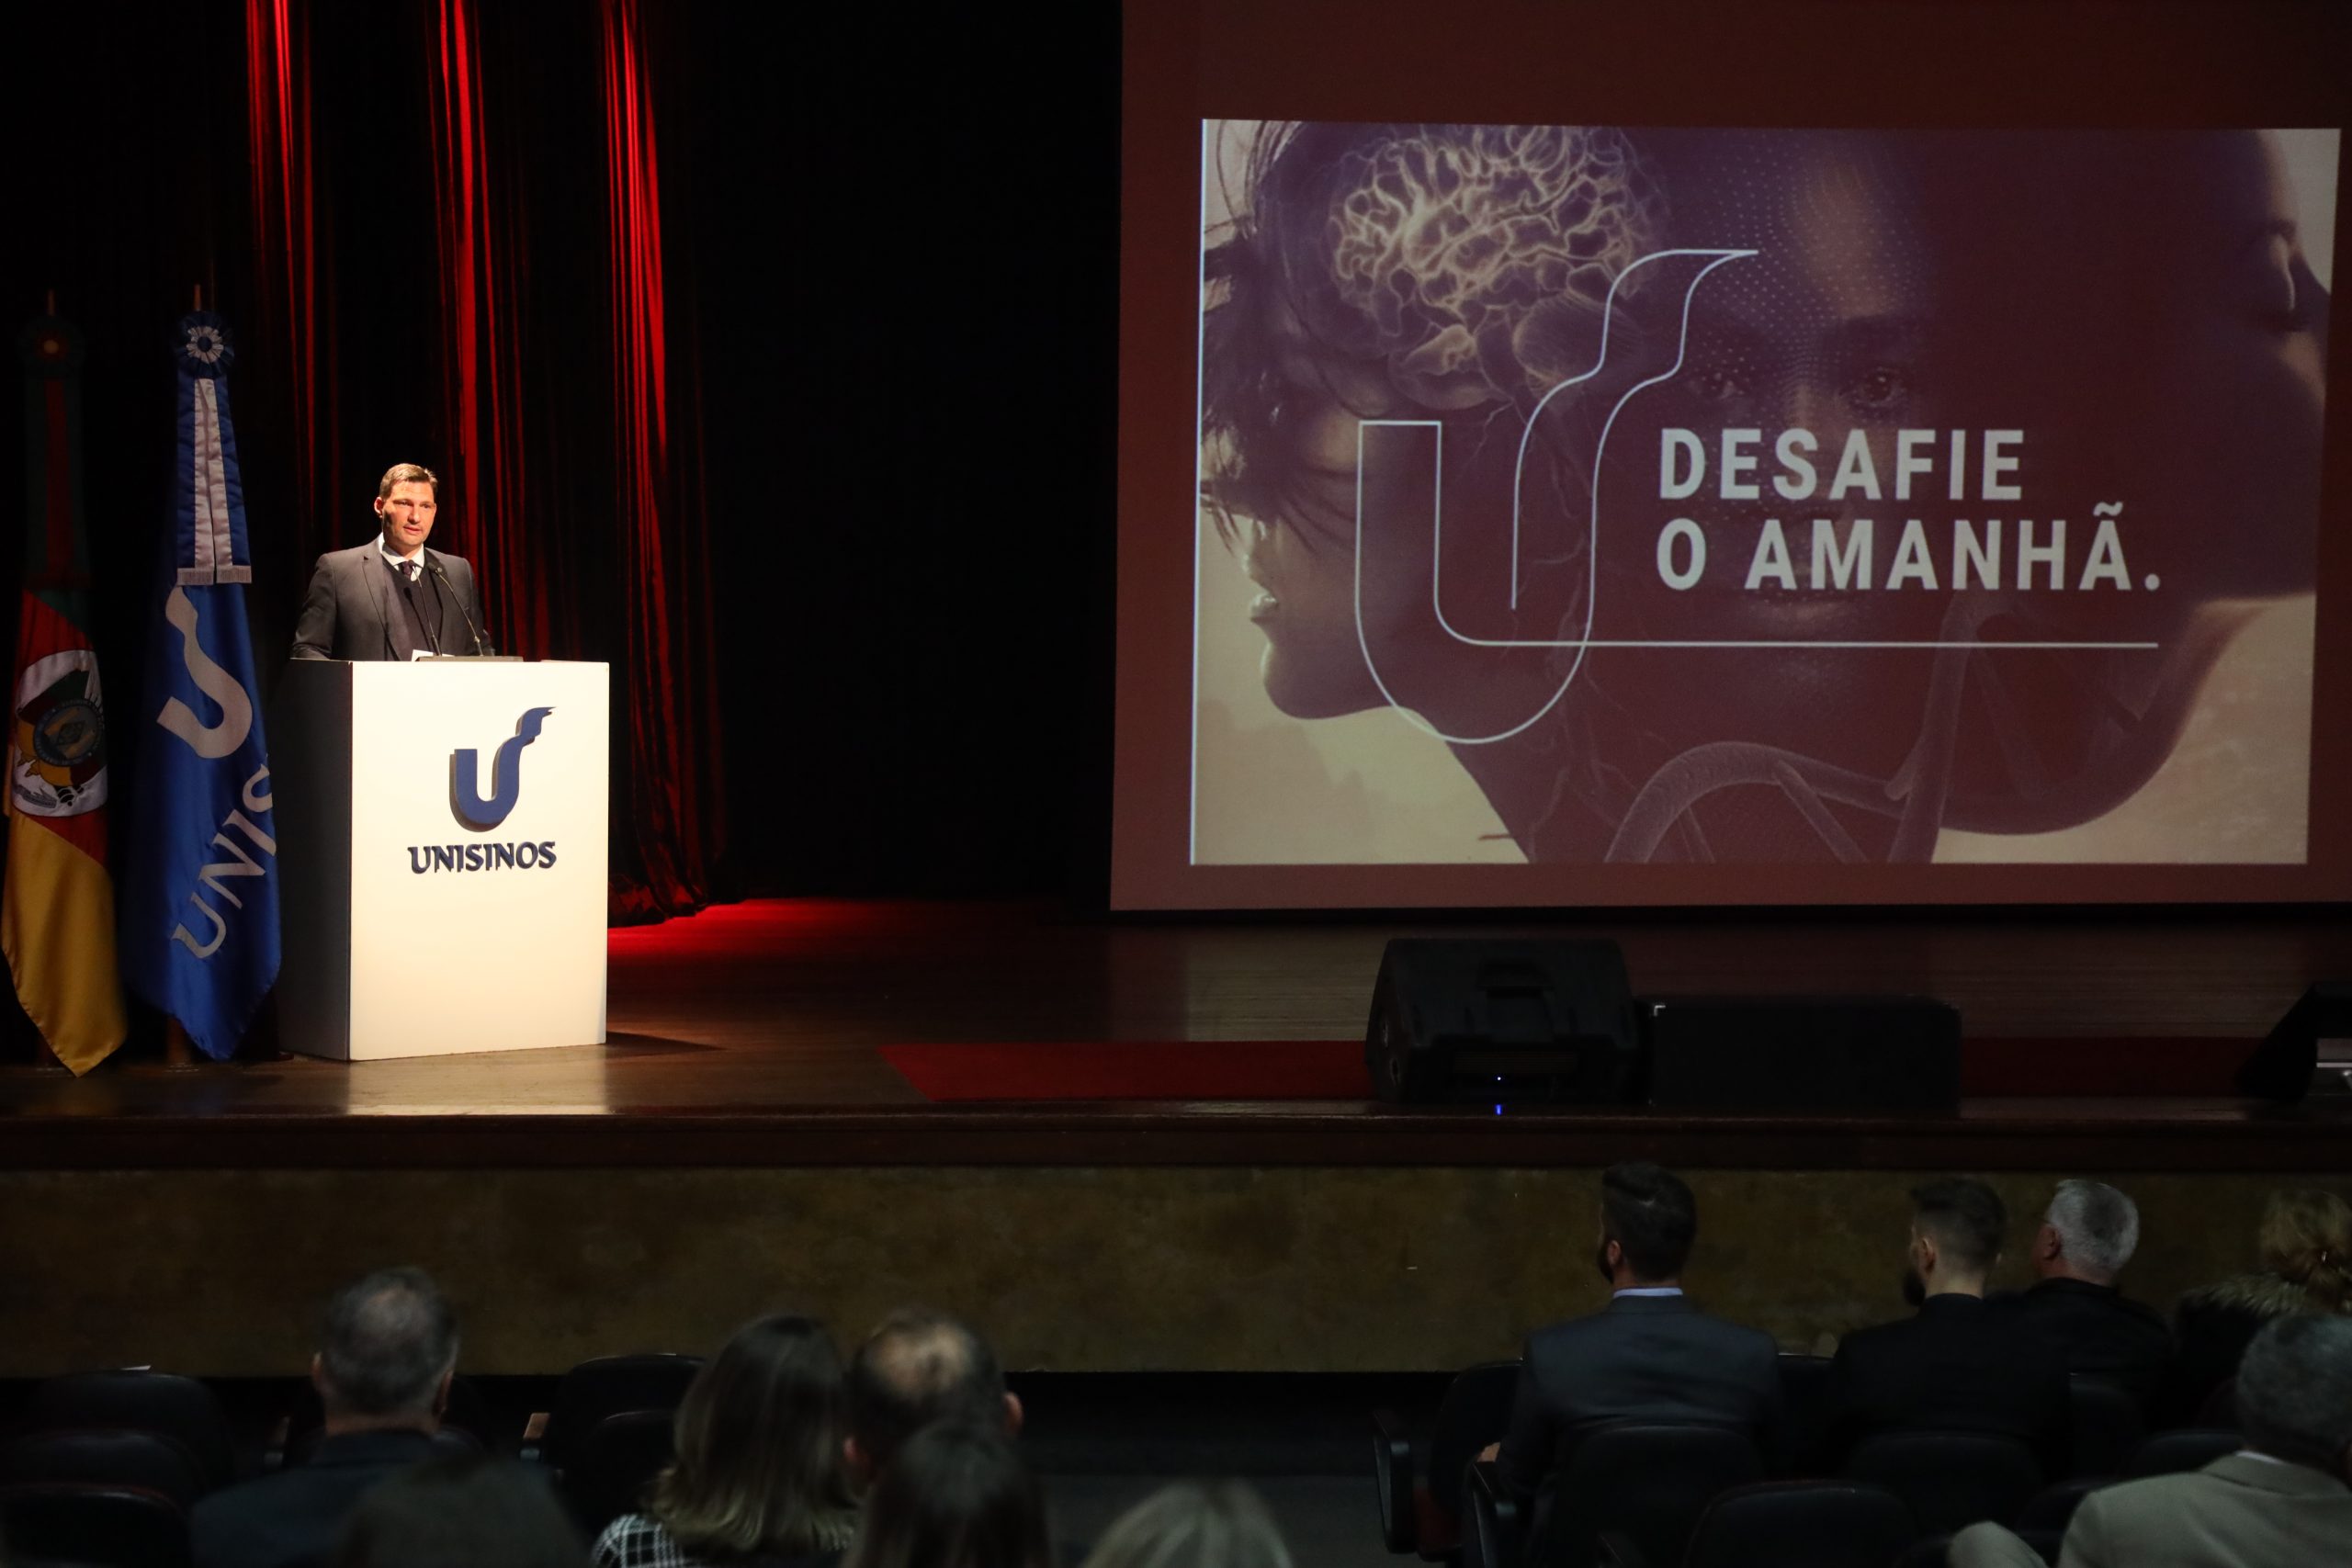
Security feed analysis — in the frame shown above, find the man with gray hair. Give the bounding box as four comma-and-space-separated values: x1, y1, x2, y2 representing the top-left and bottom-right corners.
1951, 1314, 2352, 1566
193, 1267, 460, 1568
1991, 1179, 2174, 1413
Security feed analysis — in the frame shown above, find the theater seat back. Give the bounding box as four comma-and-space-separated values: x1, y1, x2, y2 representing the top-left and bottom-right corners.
2066, 1376, 2144, 1478
2129, 1428, 2241, 1477
1540, 1422, 1766, 1568
1844, 1430, 2042, 1535
26, 1371, 235, 1495
564, 1409, 678, 1536
0, 1482, 193, 1568
1428, 1361, 1520, 1519
1683, 1480, 1916, 1568
543, 1354, 702, 1471
0, 1429, 206, 1511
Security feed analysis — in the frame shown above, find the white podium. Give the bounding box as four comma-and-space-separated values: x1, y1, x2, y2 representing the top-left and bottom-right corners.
271, 659, 610, 1060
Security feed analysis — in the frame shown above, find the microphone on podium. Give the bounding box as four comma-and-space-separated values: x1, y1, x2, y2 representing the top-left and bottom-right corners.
427, 558, 492, 656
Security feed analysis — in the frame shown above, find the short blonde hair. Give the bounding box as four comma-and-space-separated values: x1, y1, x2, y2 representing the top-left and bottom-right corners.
377, 462, 439, 500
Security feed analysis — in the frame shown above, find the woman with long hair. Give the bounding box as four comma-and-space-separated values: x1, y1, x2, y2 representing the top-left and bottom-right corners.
594, 1314, 859, 1568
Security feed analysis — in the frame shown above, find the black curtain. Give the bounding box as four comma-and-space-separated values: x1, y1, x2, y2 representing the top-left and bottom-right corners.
695, 5, 1123, 900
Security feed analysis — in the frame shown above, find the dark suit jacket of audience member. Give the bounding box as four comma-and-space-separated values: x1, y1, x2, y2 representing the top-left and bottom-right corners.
1497, 1292, 1787, 1504
192, 1428, 439, 1568
1990, 1277, 2175, 1412
2164, 1271, 2339, 1426
1823, 1293, 2073, 1477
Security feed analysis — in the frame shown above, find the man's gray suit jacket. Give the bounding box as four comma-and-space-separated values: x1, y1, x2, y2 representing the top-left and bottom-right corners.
1949, 1453, 2352, 1568
290, 543, 491, 660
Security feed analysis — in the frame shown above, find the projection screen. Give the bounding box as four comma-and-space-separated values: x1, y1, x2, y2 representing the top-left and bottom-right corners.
1112, 1, 2352, 909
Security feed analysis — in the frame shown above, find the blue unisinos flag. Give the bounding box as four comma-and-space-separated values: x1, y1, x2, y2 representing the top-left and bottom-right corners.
120, 312, 280, 1059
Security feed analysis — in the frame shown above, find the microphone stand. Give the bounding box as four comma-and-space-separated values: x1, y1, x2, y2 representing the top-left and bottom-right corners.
426, 558, 492, 656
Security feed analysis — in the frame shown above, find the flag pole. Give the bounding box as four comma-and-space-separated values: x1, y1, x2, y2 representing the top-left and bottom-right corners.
164, 288, 204, 1070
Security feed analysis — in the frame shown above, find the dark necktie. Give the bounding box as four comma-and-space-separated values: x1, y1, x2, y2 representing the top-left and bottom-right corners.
391, 558, 434, 655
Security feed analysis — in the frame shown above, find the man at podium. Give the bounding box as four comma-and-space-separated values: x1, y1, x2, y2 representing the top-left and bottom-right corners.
291, 462, 494, 660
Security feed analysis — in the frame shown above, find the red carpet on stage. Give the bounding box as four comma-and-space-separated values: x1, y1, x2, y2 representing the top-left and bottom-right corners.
879, 1035, 2254, 1102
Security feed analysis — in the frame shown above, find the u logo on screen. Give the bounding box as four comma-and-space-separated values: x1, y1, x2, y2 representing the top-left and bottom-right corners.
450, 706, 554, 831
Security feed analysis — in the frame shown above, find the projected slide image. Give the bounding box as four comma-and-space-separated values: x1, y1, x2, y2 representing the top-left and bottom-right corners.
1193, 124, 2335, 867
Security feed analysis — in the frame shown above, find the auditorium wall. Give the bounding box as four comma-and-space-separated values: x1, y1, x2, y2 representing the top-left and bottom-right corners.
4, 1167, 2334, 1374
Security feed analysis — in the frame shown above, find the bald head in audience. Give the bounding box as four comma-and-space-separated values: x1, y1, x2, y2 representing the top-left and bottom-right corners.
845, 1308, 1023, 1480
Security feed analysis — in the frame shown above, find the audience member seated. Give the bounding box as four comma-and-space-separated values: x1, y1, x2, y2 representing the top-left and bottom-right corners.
193, 1267, 460, 1568
591, 1313, 859, 1568
1948, 1314, 2352, 1568
844, 1309, 1022, 1484
331, 1453, 582, 1568
842, 1421, 1049, 1568
1485, 1162, 1785, 1509
1077, 1481, 1293, 1568
2166, 1188, 2352, 1425
1991, 1179, 2174, 1413
1821, 1178, 2071, 1477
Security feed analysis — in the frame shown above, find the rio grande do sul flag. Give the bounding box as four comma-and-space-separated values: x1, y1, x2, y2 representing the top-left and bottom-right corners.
4, 314, 129, 1073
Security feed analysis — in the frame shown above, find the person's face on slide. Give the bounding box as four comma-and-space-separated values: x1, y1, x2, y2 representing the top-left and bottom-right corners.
1240, 384, 1398, 721
2127, 130, 2329, 600
1235, 174, 1598, 730
376, 481, 438, 558
1638, 132, 1940, 645
1597, 132, 1947, 774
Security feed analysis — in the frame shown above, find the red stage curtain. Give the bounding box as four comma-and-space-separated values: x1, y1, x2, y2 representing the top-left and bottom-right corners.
424, 0, 545, 662
243, 0, 723, 920
596, 0, 722, 921
243, 0, 338, 570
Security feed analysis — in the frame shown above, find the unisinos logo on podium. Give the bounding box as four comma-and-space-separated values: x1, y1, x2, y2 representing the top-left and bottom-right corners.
452, 705, 552, 829
409, 705, 560, 873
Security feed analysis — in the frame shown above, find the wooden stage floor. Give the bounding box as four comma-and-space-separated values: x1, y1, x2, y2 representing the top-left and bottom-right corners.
5, 899, 2349, 1170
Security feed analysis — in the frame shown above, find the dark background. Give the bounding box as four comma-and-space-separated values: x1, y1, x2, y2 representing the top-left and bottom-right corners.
2, 0, 1122, 925
697, 3, 1119, 900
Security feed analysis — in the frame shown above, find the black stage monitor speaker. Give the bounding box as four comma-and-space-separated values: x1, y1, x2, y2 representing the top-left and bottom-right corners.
1365, 939, 1640, 1104
2238, 982, 2352, 1102
1641, 996, 1962, 1112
